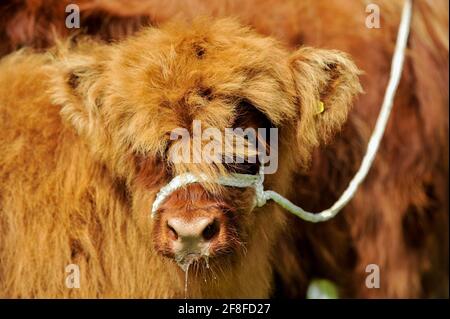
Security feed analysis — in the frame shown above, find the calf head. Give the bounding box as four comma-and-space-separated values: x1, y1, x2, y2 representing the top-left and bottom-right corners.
51, 18, 361, 278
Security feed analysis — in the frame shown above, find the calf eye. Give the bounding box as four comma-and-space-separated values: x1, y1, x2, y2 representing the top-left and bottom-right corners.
225, 162, 259, 175
233, 99, 274, 130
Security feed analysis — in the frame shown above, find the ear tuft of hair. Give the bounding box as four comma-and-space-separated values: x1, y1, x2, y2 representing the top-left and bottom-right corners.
289, 47, 363, 165
49, 38, 109, 137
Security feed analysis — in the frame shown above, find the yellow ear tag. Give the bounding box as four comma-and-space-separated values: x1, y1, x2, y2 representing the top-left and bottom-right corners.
316, 101, 325, 115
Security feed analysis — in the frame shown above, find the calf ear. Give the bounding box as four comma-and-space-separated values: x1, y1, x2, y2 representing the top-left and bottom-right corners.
289, 47, 362, 162
50, 42, 107, 136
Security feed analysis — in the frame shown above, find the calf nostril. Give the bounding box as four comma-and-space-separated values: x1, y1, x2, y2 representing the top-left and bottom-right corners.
167, 217, 218, 241
202, 219, 220, 241
167, 223, 178, 241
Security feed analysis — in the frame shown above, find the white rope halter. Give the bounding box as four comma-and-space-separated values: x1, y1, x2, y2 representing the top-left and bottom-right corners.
151, 0, 413, 222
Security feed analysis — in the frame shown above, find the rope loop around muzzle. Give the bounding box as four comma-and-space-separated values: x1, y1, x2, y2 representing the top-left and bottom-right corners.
151, 167, 267, 219
151, 0, 413, 223
151, 166, 339, 223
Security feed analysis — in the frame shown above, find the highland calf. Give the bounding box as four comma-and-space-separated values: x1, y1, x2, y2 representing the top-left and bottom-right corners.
0, 18, 361, 298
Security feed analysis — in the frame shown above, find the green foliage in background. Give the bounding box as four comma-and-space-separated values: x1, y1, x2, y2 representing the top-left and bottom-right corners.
306, 279, 339, 299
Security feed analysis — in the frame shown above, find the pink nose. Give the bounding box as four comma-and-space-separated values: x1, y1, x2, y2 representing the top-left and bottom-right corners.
167, 217, 220, 243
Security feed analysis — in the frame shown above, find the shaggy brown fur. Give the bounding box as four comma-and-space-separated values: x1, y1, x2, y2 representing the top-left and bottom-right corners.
0, 0, 448, 298
0, 18, 361, 297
